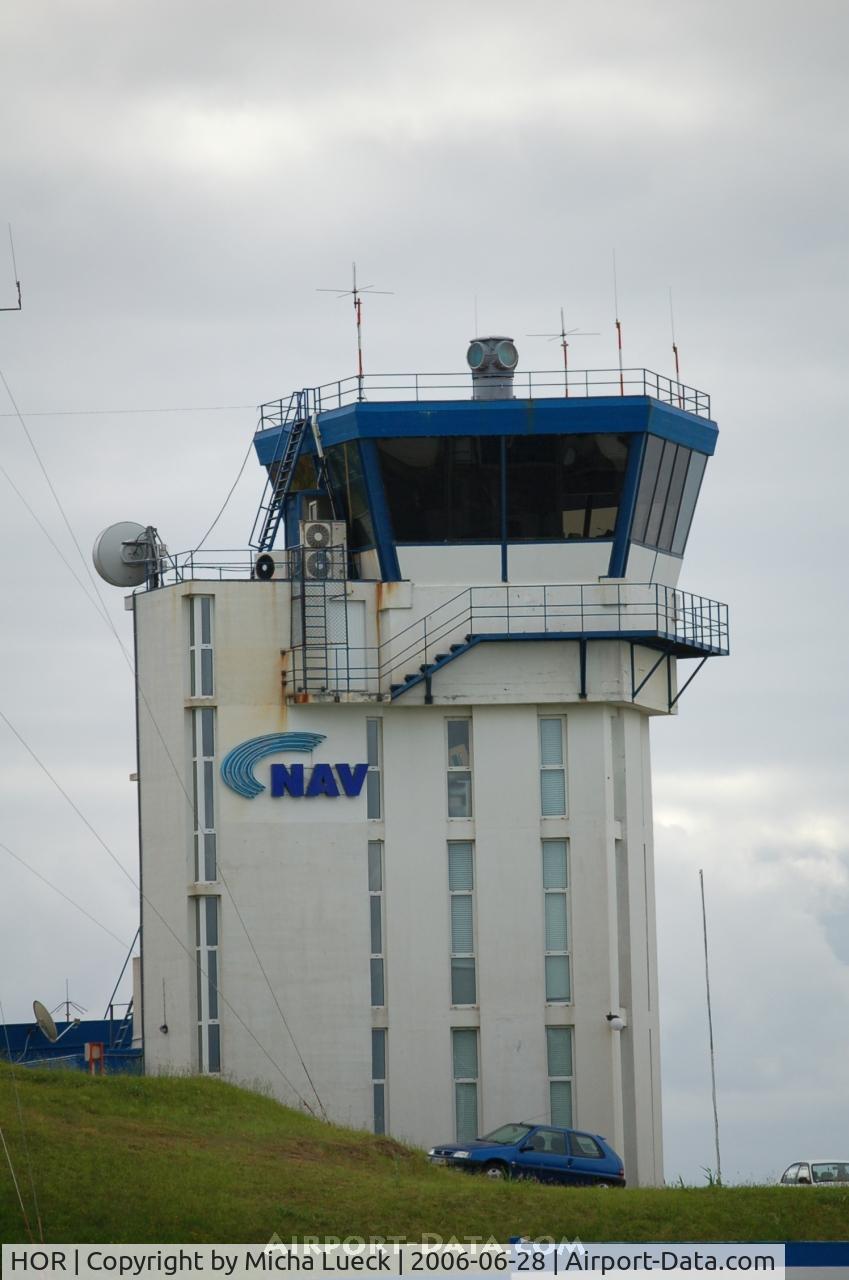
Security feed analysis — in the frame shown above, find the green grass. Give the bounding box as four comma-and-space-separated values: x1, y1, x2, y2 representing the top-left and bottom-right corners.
1, 1066, 846, 1243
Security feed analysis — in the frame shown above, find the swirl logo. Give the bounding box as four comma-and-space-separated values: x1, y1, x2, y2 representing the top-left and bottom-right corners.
220, 732, 326, 799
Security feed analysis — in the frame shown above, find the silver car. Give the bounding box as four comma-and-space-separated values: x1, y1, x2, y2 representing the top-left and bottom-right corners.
780, 1160, 849, 1186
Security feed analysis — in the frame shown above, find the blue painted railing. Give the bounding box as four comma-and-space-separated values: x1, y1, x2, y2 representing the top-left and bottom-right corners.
256, 367, 712, 423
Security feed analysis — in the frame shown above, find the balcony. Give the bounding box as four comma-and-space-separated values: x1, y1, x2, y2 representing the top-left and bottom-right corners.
287, 581, 730, 703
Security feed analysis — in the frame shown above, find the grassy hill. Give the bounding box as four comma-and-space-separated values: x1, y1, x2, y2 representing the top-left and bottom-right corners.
0, 1066, 845, 1243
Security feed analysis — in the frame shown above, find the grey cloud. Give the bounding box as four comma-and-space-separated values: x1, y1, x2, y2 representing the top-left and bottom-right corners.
0, 0, 847, 1186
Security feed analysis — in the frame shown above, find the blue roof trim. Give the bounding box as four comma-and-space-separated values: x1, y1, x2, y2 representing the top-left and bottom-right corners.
308, 397, 718, 454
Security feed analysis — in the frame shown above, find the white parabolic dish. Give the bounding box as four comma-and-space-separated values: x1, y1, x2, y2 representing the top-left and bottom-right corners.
92, 521, 150, 587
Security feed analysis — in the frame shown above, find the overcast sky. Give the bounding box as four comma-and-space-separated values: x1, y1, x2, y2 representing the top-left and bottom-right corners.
1, 0, 847, 1186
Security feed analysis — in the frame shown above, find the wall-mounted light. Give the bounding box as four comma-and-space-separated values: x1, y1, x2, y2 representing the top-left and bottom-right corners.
606, 1012, 625, 1031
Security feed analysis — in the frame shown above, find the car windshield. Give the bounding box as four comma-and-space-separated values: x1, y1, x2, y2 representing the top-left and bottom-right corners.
812, 1163, 849, 1183
480, 1124, 533, 1145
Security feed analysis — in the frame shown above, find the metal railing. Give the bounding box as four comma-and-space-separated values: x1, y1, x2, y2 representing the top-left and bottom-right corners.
142, 546, 353, 589
285, 582, 729, 696
257, 367, 711, 428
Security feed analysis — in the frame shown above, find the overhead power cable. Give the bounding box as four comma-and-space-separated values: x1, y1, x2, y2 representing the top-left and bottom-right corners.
0, 404, 255, 419
0, 362, 326, 1115
0, 700, 319, 1115
191, 429, 257, 554
0, 999, 43, 1240
0, 840, 132, 948
0, 1121, 33, 1241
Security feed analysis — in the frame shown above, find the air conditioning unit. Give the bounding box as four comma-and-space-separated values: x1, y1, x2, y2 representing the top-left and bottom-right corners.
300, 520, 347, 550
252, 551, 287, 581
299, 520, 347, 582
302, 549, 336, 581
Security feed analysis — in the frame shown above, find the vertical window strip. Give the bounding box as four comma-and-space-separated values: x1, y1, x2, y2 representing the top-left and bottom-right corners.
195, 896, 221, 1074
369, 840, 385, 1007
372, 1029, 387, 1135
446, 718, 473, 818
448, 841, 476, 1005
366, 718, 382, 819
188, 596, 214, 698
543, 839, 571, 1003
540, 717, 567, 816
452, 1029, 479, 1142
670, 452, 707, 556
546, 1026, 574, 1126
192, 708, 217, 883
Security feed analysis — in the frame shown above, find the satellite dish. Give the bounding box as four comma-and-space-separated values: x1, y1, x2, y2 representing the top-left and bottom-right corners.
33, 999, 58, 1042
92, 521, 155, 587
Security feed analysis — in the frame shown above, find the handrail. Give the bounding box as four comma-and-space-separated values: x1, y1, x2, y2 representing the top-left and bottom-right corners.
257, 367, 712, 425
281, 581, 729, 696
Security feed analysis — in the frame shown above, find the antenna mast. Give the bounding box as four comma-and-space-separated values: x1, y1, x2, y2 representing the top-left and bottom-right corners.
669, 287, 685, 408
317, 262, 393, 402
613, 250, 624, 395
669, 287, 681, 381
527, 306, 598, 397
699, 868, 722, 1185
52, 979, 86, 1024
2, 224, 21, 312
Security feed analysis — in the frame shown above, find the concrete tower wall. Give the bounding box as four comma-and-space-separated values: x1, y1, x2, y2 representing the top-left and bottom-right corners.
136, 579, 665, 1183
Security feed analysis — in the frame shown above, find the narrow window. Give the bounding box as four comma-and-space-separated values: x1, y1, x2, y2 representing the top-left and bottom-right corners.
448, 842, 476, 1005
546, 1027, 573, 1126
543, 839, 571, 1003
192, 707, 217, 882
372, 1028, 387, 1135
670, 452, 707, 556
658, 446, 691, 552
188, 596, 214, 698
195, 895, 221, 1074
366, 718, 382, 820
369, 840, 385, 1007
447, 718, 473, 818
452, 1029, 479, 1142
644, 441, 677, 548
539, 717, 567, 817
630, 435, 664, 545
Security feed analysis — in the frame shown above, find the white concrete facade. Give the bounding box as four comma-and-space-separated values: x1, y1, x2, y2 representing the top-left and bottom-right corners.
134, 567, 669, 1186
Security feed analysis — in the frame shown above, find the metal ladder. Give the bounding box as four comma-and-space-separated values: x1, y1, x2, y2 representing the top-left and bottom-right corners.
299, 582, 330, 689
111, 998, 134, 1049
250, 390, 310, 552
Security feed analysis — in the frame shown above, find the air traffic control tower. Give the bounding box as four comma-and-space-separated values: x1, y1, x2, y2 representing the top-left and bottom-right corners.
124, 342, 728, 1186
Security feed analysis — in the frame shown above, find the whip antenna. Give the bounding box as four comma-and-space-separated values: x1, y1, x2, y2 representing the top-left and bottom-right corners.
527, 306, 598, 396
2, 224, 21, 312
613, 250, 624, 394
317, 262, 393, 402
669, 287, 684, 407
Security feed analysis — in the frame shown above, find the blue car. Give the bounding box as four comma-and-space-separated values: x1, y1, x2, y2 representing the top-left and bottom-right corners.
428, 1121, 626, 1187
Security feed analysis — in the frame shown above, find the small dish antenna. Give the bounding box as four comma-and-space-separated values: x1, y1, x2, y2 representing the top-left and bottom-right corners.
32, 998, 81, 1043
92, 521, 163, 588
33, 999, 58, 1042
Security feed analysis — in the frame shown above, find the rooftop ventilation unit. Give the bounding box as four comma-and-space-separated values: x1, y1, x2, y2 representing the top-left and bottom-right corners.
466, 335, 519, 400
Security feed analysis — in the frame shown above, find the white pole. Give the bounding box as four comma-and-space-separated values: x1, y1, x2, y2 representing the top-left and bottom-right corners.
699, 868, 722, 1184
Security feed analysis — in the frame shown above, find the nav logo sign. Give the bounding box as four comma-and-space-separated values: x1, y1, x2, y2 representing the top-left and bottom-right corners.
220, 733, 368, 800
270, 761, 368, 799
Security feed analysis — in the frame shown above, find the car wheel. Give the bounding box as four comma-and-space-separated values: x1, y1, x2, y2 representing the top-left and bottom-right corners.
483, 1161, 508, 1180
